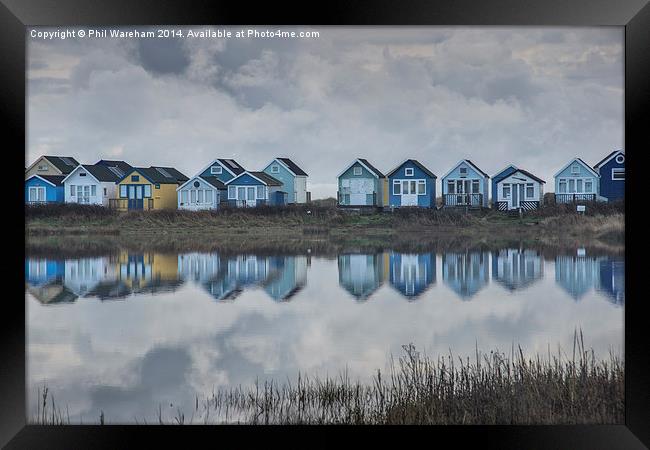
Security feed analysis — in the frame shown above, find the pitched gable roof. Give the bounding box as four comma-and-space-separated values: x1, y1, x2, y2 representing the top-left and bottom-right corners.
121, 167, 189, 184
200, 176, 227, 189
85, 164, 123, 182
492, 164, 518, 181
386, 159, 437, 178
27, 174, 66, 186
442, 159, 489, 180
594, 150, 625, 168
225, 171, 283, 186
502, 168, 545, 184
44, 156, 80, 174
250, 171, 283, 186
553, 157, 600, 178
358, 159, 385, 178
177, 175, 227, 191
277, 158, 308, 176
95, 160, 133, 174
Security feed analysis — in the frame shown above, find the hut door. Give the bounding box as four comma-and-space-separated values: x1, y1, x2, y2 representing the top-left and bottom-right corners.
511, 184, 519, 208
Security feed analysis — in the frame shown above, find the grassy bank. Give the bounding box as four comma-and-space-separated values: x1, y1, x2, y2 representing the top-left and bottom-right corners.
34, 334, 623, 425
25, 202, 624, 244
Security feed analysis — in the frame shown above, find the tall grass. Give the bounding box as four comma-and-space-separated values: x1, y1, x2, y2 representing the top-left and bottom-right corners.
34, 333, 623, 425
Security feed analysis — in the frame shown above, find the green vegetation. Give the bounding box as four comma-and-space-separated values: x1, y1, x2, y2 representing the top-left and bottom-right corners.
26, 201, 624, 242
34, 333, 624, 425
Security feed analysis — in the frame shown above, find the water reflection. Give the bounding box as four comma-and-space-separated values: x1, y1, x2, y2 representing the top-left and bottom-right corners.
388, 252, 436, 299
25, 248, 625, 304
491, 248, 543, 292
337, 253, 387, 301
25, 244, 625, 423
442, 251, 490, 300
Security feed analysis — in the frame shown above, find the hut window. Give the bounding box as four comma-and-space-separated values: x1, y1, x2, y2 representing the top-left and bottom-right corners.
91, 185, 96, 197
120, 185, 127, 197
256, 186, 265, 199
353, 166, 362, 176
585, 180, 593, 192
155, 184, 160, 189
70, 185, 75, 196
193, 181, 200, 188
471, 180, 479, 193
131, 175, 140, 182
38, 165, 48, 171
205, 190, 213, 203
615, 154, 625, 164
568, 179, 575, 192
459, 167, 468, 176
558, 179, 566, 193
393, 180, 401, 195
211, 166, 222, 174
405, 168, 414, 176
447, 181, 455, 194
103, 188, 107, 196
198, 190, 204, 203
228, 186, 236, 199
503, 184, 511, 198
181, 191, 188, 204
144, 185, 152, 197
526, 183, 534, 198
79, 172, 86, 177
417, 180, 426, 194
576, 179, 583, 193
191, 190, 196, 203
571, 164, 580, 175
612, 168, 625, 180
271, 165, 279, 173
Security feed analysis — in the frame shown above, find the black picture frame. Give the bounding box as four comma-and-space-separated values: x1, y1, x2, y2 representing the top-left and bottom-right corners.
3, 0, 648, 448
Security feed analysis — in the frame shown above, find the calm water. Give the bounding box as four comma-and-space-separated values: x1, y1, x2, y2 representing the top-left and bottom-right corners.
26, 244, 624, 423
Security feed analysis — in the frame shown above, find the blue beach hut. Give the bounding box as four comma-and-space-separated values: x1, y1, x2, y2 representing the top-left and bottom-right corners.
386, 159, 437, 208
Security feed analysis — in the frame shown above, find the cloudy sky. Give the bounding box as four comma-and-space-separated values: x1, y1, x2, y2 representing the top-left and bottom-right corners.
27, 26, 623, 199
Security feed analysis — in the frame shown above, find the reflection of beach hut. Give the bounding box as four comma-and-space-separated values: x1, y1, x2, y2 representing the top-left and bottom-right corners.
25, 258, 65, 287
115, 252, 183, 295
338, 253, 386, 301
27, 282, 78, 305
63, 257, 116, 297
598, 258, 625, 305
388, 253, 436, 299
554, 254, 602, 301
177, 253, 222, 282
263, 256, 308, 301
491, 249, 543, 291
442, 251, 490, 300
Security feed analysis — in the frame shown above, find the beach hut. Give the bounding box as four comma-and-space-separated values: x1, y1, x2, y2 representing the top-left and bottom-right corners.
441, 160, 489, 208
593, 150, 625, 202
224, 171, 287, 207
493, 168, 545, 211
113, 166, 189, 211
25, 174, 65, 204
337, 159, 386, 207
25, 155, 79, 178
388, 252, 436, 299
491, 164, 518, 205
262, 158, 309, 204
176, 175, 223, 210
62, 164, 122, 206
553, 157, 603, 204
386, 159, 437, 208
197, 158, 246, 184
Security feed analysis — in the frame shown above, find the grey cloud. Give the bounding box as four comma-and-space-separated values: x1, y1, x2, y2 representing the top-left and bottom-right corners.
27, 27, 623, 200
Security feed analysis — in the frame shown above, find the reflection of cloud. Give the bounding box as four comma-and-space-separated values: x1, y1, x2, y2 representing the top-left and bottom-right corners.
27, 253, 624, 423
27, 27, 622, 199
